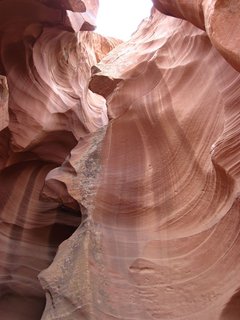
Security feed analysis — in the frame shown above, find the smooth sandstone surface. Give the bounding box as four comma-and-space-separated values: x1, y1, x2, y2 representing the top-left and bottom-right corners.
152, 0, 240, 72
1, 0, 240, 319
0, 0, 119, 319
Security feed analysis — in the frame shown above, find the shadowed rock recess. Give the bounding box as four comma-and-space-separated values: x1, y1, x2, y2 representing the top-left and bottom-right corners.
0, 0, 240, 319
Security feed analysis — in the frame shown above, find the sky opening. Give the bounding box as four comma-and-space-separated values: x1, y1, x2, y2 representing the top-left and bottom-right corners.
96, 0, 152, 41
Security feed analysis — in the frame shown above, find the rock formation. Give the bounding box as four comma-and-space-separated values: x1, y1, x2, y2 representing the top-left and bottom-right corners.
1, 0, 240, 319
0, 0, 119, 318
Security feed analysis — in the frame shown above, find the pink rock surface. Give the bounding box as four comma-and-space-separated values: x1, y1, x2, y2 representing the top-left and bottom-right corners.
0, 161, 81, 319
1, 0, 240, 319
42, 6, 240, 320
153, 0, 240, 72
0, 0, 120, 318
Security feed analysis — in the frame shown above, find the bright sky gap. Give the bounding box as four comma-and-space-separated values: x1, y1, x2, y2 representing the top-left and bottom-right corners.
96, 0, 152, 40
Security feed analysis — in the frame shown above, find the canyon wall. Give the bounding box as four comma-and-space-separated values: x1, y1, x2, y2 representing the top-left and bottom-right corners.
0, 0, 119, 318
1, 0, 240, 319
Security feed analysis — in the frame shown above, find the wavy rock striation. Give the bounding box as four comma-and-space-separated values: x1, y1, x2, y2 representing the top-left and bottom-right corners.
152, 0, 240, 72
1, 0, 240, 320
0, 0, 120, 319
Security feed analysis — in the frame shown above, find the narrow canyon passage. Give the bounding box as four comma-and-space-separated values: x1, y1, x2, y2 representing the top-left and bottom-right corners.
1, 1, 240, 320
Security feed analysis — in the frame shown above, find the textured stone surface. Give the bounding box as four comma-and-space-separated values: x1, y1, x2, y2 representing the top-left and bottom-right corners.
153, 0, 240, 72
1, 0, 240, 319
0, 0, 119, 319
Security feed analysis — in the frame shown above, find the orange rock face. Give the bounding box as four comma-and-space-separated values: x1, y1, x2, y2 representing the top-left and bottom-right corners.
1, 0, 240, 319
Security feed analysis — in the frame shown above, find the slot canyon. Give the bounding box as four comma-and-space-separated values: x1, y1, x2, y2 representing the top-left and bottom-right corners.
0, 0, 240, 319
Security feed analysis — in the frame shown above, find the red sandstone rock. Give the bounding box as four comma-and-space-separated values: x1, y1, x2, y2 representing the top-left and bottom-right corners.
0, 161, 81, 319
153, 0, 240, 72
39, 5, 240, 320
1, 0, 240, 320
0, 0, 120, 318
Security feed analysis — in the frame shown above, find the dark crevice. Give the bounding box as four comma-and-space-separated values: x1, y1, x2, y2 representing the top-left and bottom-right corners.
49, 204, 82, 245
220, 288, 240, 320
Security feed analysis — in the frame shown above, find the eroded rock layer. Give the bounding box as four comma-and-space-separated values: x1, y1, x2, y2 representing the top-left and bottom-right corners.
1, 0, 240, 320
0, 0, 119, 318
